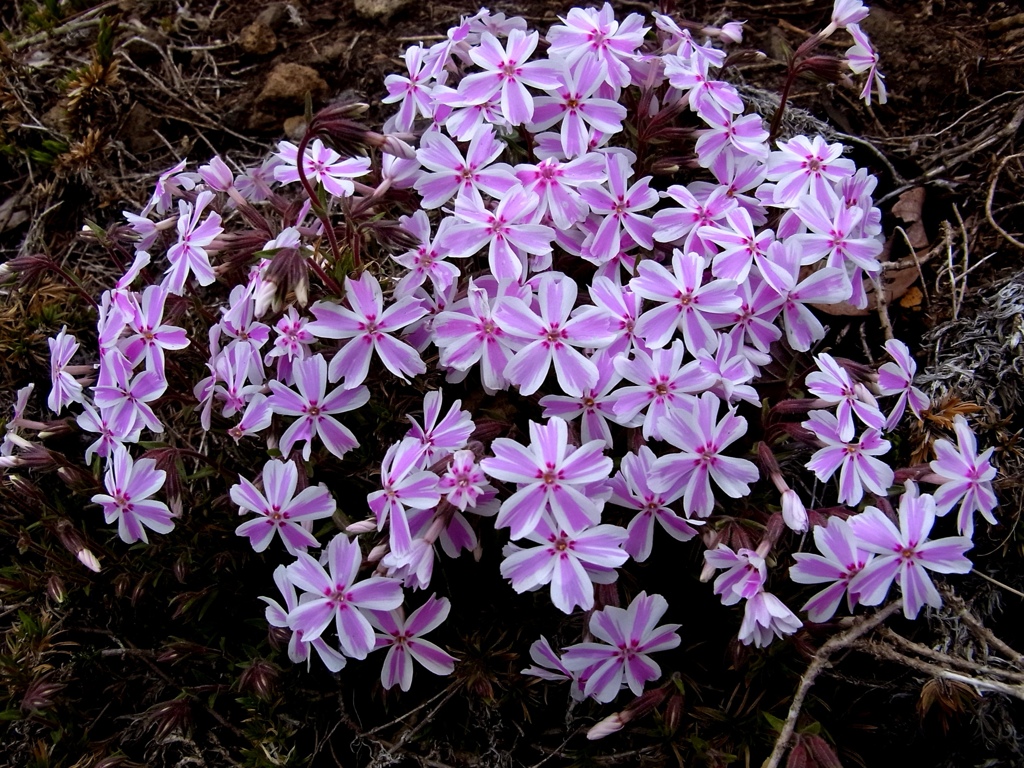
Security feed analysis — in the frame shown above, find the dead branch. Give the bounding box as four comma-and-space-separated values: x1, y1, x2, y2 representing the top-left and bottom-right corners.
761, 601, 902, 768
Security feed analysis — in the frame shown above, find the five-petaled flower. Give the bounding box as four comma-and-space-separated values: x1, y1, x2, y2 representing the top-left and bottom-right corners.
368, 594, 457, 691
91, 444, 174, 544
231, 458, 336, 555
562, 591, 681, 703
287, 534, 405, 659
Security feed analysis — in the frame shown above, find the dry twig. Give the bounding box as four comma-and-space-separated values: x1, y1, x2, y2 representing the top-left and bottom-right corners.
762, 601, 902, 768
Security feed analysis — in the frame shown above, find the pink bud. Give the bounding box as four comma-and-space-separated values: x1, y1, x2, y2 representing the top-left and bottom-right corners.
346, 518, 378, 534
782, 490, 809, 533
587, 712, 625, 740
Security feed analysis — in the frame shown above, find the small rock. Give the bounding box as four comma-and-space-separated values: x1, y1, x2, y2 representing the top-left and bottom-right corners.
352, 0, 414, 22
283, 116, 307, 141
239, 20, 277, 55
255, 63, 328, 111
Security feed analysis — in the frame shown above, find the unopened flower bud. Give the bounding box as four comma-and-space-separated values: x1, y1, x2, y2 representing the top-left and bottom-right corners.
367, 543, 389, 562
21, 675, 63, 712
381, 134, 417, 160
253, 279, 277, 318
587, 712, 625, 740
664, 693, 684, 734
77, 549, 101, 573
798, 55, 845, 82
47, 575, 66, 603
346, 518, 377, 534
782, 489, 809, 533
267, 624, 291, 650
239, 658, 278, 701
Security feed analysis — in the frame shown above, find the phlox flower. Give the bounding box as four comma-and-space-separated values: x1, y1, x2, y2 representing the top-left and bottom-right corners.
164, 190, 222, 294
927, 415, 998, 538
693, 332, 760, 407
849, 483, 973, 619
214, 344, 263, 418
306, 271, 427, 387
495, 272, 614, 397
121, 285, 190, 378
465, 7, 527, 41
539, 349, 626, 449
231, 458, 335, 555
266, 353, 369, 461
368, 595, 456, 691
717, 274, 783, 360
791, 194, 883, 276
664, 55, 744, 115
766, 136, 855, 208
227, 393, 273, 443
649, 392, 759, 518
546, 3, 648, 89
755, 240, 850, 352
459, 29, 561, 126
586, 276, 643, 359
48, 326, 85, 415
846, 24, 887, 105
264, 307, 315, 382
805, 353, 885, 442
694, 102, 770, 167
438, 449, 493, 511
578, 152, 659, 265
609, 445, 702, 562
514, 153, 607, 230
481, 417, 612, 539
287, 534, 404, 660
393, 212, 462, 297
612, 340, 713, 440
405, 390, 474, 464
738, 590, 802, 647
803, 410, 893, 506
144, 158, 195, 216
91, 444, 174, 544
652, 184, 737, 257
235, 155, 282, 203
522, 636, 587, 701
77, 402, 141, 464
433, 279, 518, 393
700, 152, 769, 225
198, 155, 233, 192
500, 512, 628, 613
92, 364, 166, 437
368, 437, 442, 558
432, 85, 507, 142
703, 544, 767, 605
829, 0, 869, 31
699, 206, 774, 283
414, 126, 517, 209
440, 186, 555, 282
561, 592, 680, 703
382, 44, 436, 132
876, 338, 929, 429
791, 516, 873, 622
631, 249, 740, 353
261, 565, 347, 672
273, 139, 371, 198
530, 59, 628, 158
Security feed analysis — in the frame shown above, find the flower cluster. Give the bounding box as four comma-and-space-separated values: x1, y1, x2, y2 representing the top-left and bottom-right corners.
5, 0, 1000, 716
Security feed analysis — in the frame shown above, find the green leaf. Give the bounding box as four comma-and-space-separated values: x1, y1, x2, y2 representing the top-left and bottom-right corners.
763, 711, 786, 732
